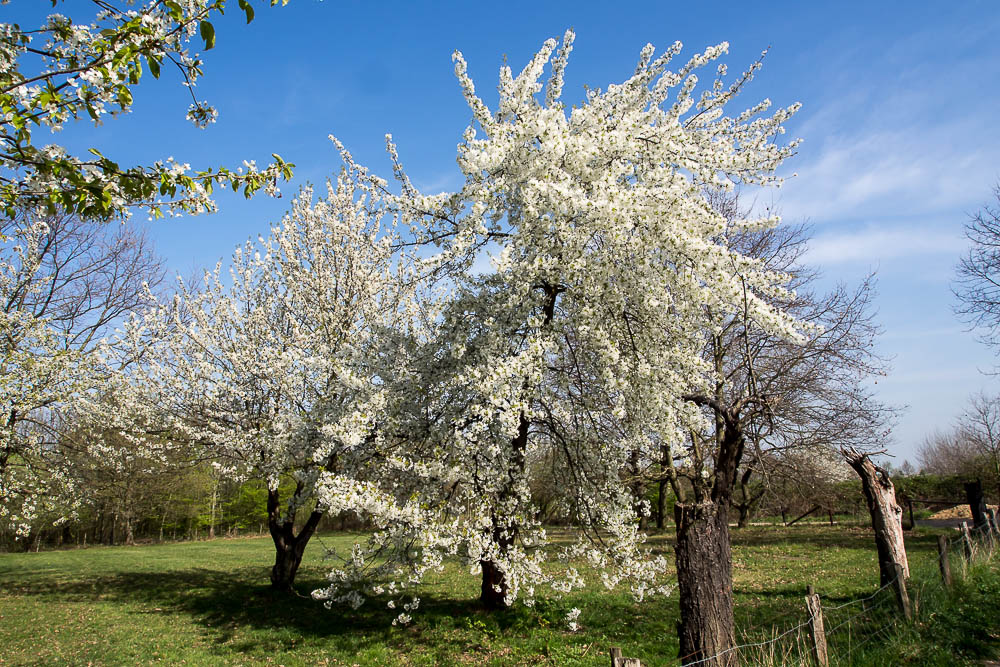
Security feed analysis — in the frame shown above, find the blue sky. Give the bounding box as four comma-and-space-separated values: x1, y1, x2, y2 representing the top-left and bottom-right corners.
14, 0, 1000, 463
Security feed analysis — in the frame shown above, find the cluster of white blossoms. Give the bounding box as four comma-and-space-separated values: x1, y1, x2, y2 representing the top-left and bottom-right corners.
0, 218, 94, 535
4, 28, 808, 619
1, 1, 292, 220
115, 168, 420, 533
565, 607, 582, 632
311, 30, 806, 613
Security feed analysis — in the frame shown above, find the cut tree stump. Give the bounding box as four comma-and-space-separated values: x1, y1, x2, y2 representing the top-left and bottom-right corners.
842, 448, 909, 584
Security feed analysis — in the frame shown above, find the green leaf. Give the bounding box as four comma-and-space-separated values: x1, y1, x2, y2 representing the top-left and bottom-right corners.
199, 21, 216, 50
147, 56, 160, 79
238, 0, 255, 24
163, 1, 183, 20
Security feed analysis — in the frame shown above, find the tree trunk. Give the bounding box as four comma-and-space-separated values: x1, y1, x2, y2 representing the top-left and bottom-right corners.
267, 488, 324, 591
209, 477, 219, 540
675, 500, 736, 667
480, 547, 511, 610
673, 396, 745, 666
965, 480, 988, 529
736, 503, 750, 528
479, 283, 559, 610
629, 450, 648, 530
480, 411, 528, 609
656, 478, 668, 530
842, 448, 909, 584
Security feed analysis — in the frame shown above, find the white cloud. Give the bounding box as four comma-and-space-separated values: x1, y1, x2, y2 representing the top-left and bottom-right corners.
773, 22, 1000, 227
805, 225, 966, 265
777, 127, 997, 224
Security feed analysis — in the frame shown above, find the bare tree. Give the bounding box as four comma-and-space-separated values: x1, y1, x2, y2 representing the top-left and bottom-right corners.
661, 194, 894, 665
955, 184, 1000, 354
919, 392, 1000, 503
1, 212, 164, 533
1, 214, 164, 350
918, 429, 982, 476
958, 392, 1000, 500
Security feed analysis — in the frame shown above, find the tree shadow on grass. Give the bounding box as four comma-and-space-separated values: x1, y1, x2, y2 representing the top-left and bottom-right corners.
2, 565, 594, 659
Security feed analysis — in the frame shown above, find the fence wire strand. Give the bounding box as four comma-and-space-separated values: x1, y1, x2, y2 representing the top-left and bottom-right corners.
674, 519, 999, 666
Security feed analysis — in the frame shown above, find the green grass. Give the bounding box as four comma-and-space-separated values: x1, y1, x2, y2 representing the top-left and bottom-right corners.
0, 524, 994, 665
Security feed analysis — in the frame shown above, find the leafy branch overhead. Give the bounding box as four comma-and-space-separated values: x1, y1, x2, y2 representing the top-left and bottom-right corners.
0, 0, 292, 221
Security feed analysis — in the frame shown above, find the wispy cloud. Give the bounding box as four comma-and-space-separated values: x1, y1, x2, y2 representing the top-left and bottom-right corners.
806, 225, 966, 265
775, 15, 1000, 227
777, 126, 997, 224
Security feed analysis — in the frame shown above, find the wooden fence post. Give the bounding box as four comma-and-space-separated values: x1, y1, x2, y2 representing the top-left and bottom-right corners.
889, 562, 913, 621
937, 535, 952, 588
805, 591, 829, 667
985, 510, 998, 552
610, 647, 642, 667
961, 521, 974, 561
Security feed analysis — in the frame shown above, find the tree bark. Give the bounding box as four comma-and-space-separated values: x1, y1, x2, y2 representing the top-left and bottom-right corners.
267, 487, 324, 591
736, 503, 750, 528
733, 467, 763, 529
656, 477, 668, 530
480, 410, 528, 609
675, 500, 736, 667
674, 395, 745, 666
479, 282, 560, 610
842, 448, 909, 585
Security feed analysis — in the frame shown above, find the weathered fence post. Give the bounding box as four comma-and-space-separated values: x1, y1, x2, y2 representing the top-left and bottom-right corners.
937, 535, 952, 588
610, 647, 642, 667
961, 521, 974, 561
888, 562, 912, 621
805, 590, 829, 667
984, 510, 998, 552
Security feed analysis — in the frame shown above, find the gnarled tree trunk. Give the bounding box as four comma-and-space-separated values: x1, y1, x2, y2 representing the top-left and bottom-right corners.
736, 503, 750, 528
674, 500, 736, 667
480, 411, 528, 609
479, 284, 560, 610
842, 448, 908, 585
267, 487, 324, 591
675, 395, 745, 666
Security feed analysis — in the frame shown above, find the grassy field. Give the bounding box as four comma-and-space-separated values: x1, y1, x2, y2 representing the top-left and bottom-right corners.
0, 523, 996, 666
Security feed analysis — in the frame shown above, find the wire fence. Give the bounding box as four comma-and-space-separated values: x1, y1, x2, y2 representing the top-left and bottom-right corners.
656, 516, 1000, 667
